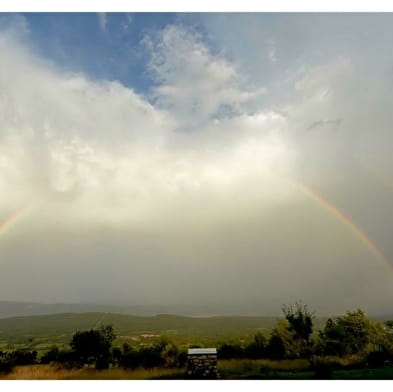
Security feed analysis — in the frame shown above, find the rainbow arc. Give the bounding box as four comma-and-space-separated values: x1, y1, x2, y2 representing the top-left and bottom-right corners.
299, 184, 392, 274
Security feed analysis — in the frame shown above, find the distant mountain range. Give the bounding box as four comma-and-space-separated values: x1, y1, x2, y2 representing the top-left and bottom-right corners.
0, 301, 390, 320
0, 301, 277, 319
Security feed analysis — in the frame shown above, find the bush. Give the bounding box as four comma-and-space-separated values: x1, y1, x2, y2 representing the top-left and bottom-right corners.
70, 324, 115, 369
161, 342, 180, 368
114, 340, 185, 369
0, 357, 14, 374
218, 343, 244, 359
111, 347, 122, 367
40, 346, 60, 364
366, 351, 389, 368
244, 333, 267, 359
53, 350, 80, 369
8, 349, 37, 366
265, 335, 286, 360
137, 346, 164, 368
0, 349, 37, 374
95, 356, 110, 370
311, 357, 334, 379
118, 344, 139, 369
176, 350, 187, 368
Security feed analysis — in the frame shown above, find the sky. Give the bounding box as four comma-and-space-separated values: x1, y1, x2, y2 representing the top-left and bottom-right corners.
1, 12, 393, 315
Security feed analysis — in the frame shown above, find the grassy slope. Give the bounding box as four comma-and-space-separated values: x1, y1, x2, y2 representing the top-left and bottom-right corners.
0, 312, 329, 354
0, 312, 280, 334
0, 312, 282, 352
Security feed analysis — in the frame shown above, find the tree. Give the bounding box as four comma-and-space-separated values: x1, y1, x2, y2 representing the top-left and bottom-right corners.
337, 309, 371, 354
245, 332, 267, 359
317, 318, 346, 356
282, 302, 314, 345
385, 320, 393, 331
266, 319, 296, 359
70, 325, 116, 368
318, 309, 373, 356
276, 302, 316, 358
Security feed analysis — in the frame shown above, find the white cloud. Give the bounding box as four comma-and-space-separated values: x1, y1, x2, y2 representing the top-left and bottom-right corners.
0, 13, 30, 39
121, 13, 133, 34
144, 25, 265, 129
2, 21, 393, 312
0, 30, 294, 228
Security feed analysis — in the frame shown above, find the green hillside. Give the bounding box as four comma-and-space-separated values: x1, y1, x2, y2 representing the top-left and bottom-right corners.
0, 312, 279, 353
0, 312, 330, 355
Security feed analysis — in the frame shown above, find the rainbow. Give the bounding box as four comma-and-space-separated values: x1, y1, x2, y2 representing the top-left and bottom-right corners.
0, 208, 27, 237
299, 184, 392, 274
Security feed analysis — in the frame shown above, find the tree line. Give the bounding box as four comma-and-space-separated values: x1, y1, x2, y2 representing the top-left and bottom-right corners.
1, 303, 393, 375
0, 324, 187, 373
218, 304, 393, 361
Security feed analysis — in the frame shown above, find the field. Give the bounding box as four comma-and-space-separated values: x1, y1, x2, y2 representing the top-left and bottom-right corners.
2, 361, 393, 380
0, 312, 288, 354
0, 364, 185, 380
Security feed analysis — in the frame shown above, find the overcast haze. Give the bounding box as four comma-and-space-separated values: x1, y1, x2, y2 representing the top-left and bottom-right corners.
1, 13, 393, 315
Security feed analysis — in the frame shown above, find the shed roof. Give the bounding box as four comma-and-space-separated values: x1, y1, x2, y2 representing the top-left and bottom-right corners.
188, 348, 217, 355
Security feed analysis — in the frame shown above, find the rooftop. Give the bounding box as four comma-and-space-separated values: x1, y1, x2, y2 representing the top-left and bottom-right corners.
188, 348, 217, 355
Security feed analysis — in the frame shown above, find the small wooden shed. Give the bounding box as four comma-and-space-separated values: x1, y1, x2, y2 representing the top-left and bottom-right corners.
187, 348, 218, 379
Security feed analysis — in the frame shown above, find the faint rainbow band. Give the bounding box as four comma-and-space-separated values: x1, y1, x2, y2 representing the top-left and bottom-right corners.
299, 184, 392, 274
0, 183, 391, 274
0, 208, 28, 237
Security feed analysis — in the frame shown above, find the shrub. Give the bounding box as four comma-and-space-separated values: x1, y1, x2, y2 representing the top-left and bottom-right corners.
265, 335, 286, 360
176, 350, 187, 368
366, 350, 389, 368
8, 349, 37, 365
311, 357, 334, 379
244, 333, 267, 359
0, 357, 14, 374
118, 344, 139, 369
70, 324, 115, 369
218, 343, 244, 359
95, 356, 110, 370
161, 342, 179, 368
53, 350, 80, 369
40, 346, 60, 364
137, 346, 164, 368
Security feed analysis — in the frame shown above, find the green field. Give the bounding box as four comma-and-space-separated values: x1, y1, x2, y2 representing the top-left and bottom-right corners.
0, 312, 288, 354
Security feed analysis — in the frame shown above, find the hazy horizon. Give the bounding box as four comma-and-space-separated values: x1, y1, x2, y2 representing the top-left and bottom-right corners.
1, 13, 393, 315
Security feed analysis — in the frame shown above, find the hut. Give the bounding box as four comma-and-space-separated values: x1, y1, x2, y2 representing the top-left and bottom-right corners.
187, 348, 218, 379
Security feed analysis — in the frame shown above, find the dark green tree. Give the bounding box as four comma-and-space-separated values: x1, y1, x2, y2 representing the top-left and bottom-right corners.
337, 309, 371, 354
265, 319, 295, 359
266, 334, 286, 360
70, 324, 116, 368
282, 302, 314, 345
245, 332, 267, 359
319, 309, 373, 356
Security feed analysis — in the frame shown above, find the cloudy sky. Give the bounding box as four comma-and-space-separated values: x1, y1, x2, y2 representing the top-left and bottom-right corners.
1, 12, 393, 315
